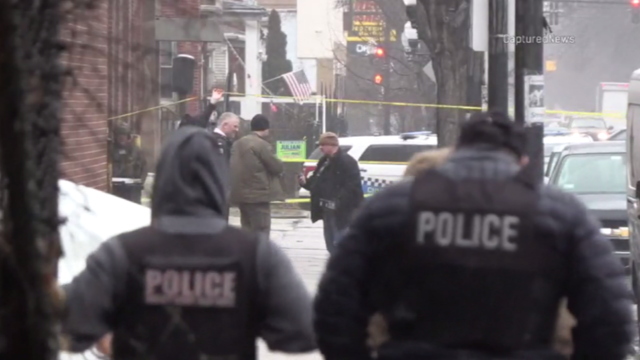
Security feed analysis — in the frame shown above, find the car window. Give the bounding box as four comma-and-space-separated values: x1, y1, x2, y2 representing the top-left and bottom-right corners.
359, 144, 435, 162
553, 153, 626, 194
308, 145, 353, 160
404, 145, 437, 159
570, 119, 606, 128
359, 145, 406, 162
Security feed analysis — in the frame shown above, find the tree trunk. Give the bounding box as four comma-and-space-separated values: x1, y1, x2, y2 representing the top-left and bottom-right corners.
417, 0, 482, 147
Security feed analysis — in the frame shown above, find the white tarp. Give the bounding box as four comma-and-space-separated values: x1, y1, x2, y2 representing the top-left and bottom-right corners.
57, 179, 150, 359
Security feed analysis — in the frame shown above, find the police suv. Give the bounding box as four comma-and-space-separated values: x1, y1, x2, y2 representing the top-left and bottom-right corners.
298, 132, 438, 203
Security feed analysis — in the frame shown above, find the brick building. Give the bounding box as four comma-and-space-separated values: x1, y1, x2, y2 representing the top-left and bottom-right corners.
60, 0, 205, 191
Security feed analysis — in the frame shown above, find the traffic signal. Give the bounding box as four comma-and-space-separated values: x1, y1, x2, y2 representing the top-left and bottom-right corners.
374, 47, 385, 57
633, 0, 640, 23
633, 0, 640, 6
374, 74, 383, 85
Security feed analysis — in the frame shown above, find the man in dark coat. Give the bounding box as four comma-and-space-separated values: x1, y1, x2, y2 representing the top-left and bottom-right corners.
178, 88, 223, 129
299, 132, 364, 254
211, 112, 240, 163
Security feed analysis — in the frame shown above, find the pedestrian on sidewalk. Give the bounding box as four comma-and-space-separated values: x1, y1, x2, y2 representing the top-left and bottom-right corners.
298, 132, 363, 254
230, 115, 285, 238
58, 127, 316, 359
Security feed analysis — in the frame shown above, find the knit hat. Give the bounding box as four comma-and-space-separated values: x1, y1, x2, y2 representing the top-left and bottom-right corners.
458, 111, 527, 157
250, 114, 270, 131
319, 132, 339, 146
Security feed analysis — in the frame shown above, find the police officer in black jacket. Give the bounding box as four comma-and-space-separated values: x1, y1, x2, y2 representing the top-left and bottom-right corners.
60, 127, 316, 359
314, 111, 634, 360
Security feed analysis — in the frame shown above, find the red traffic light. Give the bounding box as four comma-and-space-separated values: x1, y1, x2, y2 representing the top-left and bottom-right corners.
634, 0, 640, 6
374, 47, 385, 57
374, 74, 383, 84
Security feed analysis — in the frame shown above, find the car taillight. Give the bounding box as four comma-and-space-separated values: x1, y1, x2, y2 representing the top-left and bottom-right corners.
303, 165, 316, 178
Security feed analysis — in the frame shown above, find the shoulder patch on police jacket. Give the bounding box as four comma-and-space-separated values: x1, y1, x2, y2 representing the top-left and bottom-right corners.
143, 256, 239, 308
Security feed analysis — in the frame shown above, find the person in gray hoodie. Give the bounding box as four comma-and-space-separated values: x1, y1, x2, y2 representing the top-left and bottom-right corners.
59, 127, 316, 359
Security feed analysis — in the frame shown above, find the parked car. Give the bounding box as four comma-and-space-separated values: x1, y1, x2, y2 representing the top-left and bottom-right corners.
543, 130, 593, 171
567, 117, 613, 141
547, 141, 629, 271
297, 132, 438, 207
625, 66, 640, 314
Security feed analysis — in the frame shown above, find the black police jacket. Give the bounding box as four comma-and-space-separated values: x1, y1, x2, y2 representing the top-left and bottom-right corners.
211, 130, 232, 163
313, 149, 634, 360
111, 225, 260, 360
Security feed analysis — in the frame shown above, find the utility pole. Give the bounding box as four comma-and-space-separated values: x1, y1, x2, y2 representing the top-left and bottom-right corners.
487, 0, 509, 113
515, 0, 544, 125
515, 0, 545, 182
382, 22, 392, 134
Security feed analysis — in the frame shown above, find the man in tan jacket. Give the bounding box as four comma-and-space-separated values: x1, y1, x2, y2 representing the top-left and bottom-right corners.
229, 115, 284, 237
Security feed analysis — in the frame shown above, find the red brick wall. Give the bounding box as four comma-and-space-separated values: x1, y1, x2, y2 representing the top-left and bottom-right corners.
160, 0, 204, 115
59, 0, 146, 191
59, 1, 110, 190
59, 0, 203, 191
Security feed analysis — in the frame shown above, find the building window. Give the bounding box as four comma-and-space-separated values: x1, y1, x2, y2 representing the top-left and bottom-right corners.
159, 41, 177, 67
159, 41, 177, 99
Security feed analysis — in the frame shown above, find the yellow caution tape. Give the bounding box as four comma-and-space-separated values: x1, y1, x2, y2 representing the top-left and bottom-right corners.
106, 91, 628, 121
274, 193, 375, 204
281, 158, 407, 165
108, 97, 197, 121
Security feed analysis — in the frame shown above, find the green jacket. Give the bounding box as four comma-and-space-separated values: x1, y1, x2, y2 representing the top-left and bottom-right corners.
112, 143, 147, 182
229, 132, 285, 204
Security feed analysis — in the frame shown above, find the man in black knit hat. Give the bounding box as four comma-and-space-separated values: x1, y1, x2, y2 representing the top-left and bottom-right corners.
229, 114, 284, 237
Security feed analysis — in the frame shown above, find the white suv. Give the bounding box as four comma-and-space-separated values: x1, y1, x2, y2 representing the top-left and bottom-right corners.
298, 132, 438, 202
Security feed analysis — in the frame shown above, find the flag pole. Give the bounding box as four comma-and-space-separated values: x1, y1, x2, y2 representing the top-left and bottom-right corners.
262, 73, 286, 84
322, 95, 327, 134
315, 95, 320, 132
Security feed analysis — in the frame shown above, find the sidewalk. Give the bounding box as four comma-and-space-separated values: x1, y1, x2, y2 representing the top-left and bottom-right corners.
228, 207, 308, 219
141, 198, 308, 219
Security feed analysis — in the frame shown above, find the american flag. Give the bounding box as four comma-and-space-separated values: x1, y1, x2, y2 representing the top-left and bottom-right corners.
282, 70, 313, 103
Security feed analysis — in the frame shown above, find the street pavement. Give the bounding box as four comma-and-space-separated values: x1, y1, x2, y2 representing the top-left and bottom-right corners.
229, 214, 327, 360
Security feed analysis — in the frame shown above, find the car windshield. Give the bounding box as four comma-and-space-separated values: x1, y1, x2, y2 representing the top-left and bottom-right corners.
309, 145, 352, 159
570, 119, 605, 129
554, 153, 626, 194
